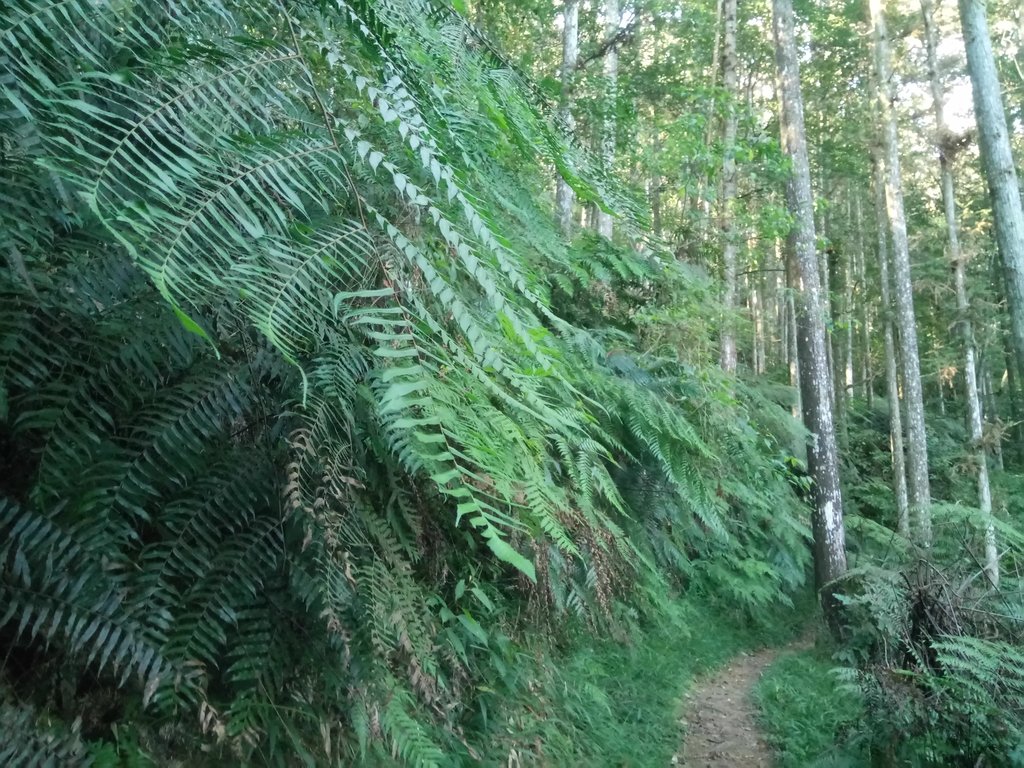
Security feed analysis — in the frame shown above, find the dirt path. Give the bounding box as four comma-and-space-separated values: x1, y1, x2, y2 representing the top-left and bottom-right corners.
671, 646, 783, 767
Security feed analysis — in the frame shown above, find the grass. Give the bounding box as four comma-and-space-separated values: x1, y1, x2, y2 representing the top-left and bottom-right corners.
753, 637, 867, 768
493, 591, 814, 767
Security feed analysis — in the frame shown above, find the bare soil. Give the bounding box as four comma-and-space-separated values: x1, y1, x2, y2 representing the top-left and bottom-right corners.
672, 647, 780, 767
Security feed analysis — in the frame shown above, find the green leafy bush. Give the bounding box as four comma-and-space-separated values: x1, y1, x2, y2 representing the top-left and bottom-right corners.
0, 0, 809, 763
832, 506, 1024, 765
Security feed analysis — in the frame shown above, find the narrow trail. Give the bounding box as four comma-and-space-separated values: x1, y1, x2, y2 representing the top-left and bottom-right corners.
673, 637, 810, 767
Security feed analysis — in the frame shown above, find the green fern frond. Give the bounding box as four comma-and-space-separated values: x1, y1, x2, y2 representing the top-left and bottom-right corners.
0, 693, 90, 768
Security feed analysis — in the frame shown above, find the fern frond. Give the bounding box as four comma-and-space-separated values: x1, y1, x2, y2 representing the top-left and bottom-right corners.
0, 694, 90, 768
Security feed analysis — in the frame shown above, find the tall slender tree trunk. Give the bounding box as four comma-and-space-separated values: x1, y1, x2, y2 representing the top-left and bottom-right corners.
757, 269, 767, 374
650, 125, 663, 237
719, 0, 740, 373
855, 195, 874, 408
700, 0, 726, 222
830, 238, 850, 452
781, 238, 803, 425
776, 265, 787, 371
556, 0, 579, 235
873, 154, 911, 537
786, 249, 803, 425
1004, 328, 1024, 459
780, 273, 789, 365
870, 0, 932, 544
749, 264, 767, 375
709, 0, 725, 99
596, 0, 619, 239
938, 369, 948, 415
818, 177, 837, 415
772, 0, 847, 628
844, 240, 855, 403
959, 0, 1024, 392
983, 367, 1005, 470
922, 0, 997, 585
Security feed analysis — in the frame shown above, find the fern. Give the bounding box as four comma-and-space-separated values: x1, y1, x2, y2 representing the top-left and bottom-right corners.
0, 692, 90, 768
0, 0, 813, 761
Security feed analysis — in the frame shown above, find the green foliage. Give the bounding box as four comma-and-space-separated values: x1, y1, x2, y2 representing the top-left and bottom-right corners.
755, 643, 866, 768
490, 590, 812, 767
762, 397, 1024, 766
1, 687, 91, 768
0, 0, 810, 762
833, 549, 1024, 765
831, 407, 1024, 765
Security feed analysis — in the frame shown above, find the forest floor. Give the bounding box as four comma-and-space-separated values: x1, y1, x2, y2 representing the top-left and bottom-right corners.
674, 635, 813, 767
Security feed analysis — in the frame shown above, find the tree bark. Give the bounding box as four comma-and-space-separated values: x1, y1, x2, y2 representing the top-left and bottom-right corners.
818, 177, 837, 415
855, 195, 873, 408
873, 153, 911, 537
830, 237, 850, 452
870, 0, 932, 545
922, 0, 997, 585
556, 0, 580, 235
977, 354, 996, 465
756, 269, 767, 374
776, 263, 787, 371
749, 265, 767, 375
651, 125, 662, 237
772, 0, 847, 628
596, 0, 619, 239
959, 0, 1024, 395
785, 241, 803, 426
1004, 328, 1024, 460
844, 236, 854, 403
699, 0, 727, 223
983, 367, 1005, 470
719, 0, 740, 373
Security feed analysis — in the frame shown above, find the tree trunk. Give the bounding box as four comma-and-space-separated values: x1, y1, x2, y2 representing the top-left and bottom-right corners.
751, 270, 766, 375
556, 0, 579, 235
922, 0, 996, 585
959, 0, 1024, 394
873, 154, 911, 537
870, 0, 932, 545
786, 249, 803, 425
596, 0, 619, 239
983, 367, 1005, 470
772, 0, 847, 629
1005, 330, 1024, 460
699, 0, 726, 223
757, 267, 768, 374
855, 195, 874, 408
818, 178, 837, 415
844, 238, 854, 404
781, 239, 803, 426
719, 0, 740, 373
651, 126, 662, 237
830, 238, 850, 452
776, 264, 787, 371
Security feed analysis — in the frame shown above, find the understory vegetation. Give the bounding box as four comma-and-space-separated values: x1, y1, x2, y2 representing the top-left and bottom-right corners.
497, 595, 809, 767
3, 0, 1024, 766
756, 642, 865, 767
758, 400, 1024, 766
0, 0, 809, 764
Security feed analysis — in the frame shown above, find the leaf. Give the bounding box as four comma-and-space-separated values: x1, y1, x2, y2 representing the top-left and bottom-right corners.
485, 535, 536, 582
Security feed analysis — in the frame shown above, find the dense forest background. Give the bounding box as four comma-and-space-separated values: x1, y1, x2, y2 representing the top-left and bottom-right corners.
1, 0, 1023, 765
